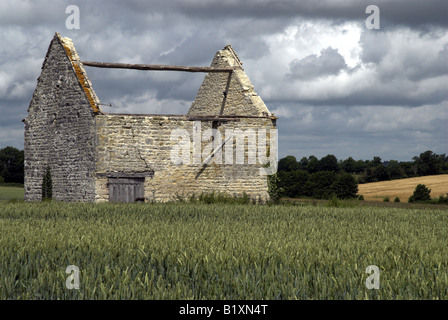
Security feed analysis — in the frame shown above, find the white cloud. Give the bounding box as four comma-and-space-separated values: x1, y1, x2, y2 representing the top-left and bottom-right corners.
105, 91, 191, 115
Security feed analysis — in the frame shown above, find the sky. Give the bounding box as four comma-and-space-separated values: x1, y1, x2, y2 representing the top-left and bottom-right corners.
0, 0, 447, 162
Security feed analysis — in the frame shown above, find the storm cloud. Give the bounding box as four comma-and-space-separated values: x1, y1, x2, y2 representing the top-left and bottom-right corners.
0, 0, 447, 162
289, 47, 348, 79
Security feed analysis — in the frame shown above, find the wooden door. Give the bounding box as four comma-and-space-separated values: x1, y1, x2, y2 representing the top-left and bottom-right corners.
108, 177, 145, 203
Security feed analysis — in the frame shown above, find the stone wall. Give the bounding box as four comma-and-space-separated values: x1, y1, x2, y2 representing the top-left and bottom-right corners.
24, 34, 97, 201
94, 114, 276, 202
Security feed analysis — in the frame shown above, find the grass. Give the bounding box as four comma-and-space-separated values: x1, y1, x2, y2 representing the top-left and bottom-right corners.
357, 174, 448, 202
0, 184, 24, 201
0, 201, 447, 299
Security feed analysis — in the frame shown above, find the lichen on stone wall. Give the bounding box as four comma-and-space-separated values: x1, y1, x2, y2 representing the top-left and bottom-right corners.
58, 34, 102, 114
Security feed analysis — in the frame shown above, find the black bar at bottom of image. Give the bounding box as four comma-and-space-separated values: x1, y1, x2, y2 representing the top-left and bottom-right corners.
1, 300, 445, 318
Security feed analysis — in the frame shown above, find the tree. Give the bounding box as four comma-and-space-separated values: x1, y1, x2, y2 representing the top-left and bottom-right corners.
413, 150, 438, 176
42, 166, 52, 200
354, 160, 368, 173
331, 172, 359, 199
307, 155, 319, 173
387, 160, 405, 180
298, 157, 309, 171
278, 155, 299, 172
439, 155, 448, 173
371, 156, 382, 167
341, 157, 357, 173
365, 164, 389, 182
373, 164, 390, 181
318, 154, 339, 172
408, 184, 431, 203
0, 146, 24, 184
304, 171, 336, 199
292, 170, 310, 197
400, 161, 417, 177
278, 170, 310, 198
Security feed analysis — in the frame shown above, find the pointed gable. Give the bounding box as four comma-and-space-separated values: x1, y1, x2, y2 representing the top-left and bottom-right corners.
187, 45, 271, 117
57, 33, 102, 114
24, 33, 99, 202
28, 33, 102, 115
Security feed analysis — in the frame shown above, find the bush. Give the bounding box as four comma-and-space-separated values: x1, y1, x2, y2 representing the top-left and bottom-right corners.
326, 195, 341, 207
325, 194, 359, 208
0, 175, 4, 184
358, 195, 364, 201
41, 166, 52, 201
383, 197, 390, 202
267, 172, 282, 203
394, 197, 400, 203
438, 194, 448, 204
408, 184, 431, 203
195, 191, 252, 205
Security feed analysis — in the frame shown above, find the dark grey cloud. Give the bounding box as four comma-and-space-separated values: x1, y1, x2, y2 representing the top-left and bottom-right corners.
273, 103, 448, 161
177, 0, 448, 29
378, 0, 448, 30
289, 47, 348, 79
0, 0, 447, 163
289, 82, 448, 108
85, 67, 205, 111
407, 43, 448, 81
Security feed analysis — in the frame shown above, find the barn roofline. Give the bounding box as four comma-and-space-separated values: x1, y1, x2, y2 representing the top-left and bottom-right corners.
55, 32, 103, 114
53, 33, 274, 119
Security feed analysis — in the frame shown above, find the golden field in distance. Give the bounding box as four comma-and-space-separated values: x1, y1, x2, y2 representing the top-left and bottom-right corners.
357, 174, 448, 202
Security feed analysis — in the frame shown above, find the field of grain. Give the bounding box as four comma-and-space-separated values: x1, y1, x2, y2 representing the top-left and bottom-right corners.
0, 201, 447, 299
0, 185, 24, 201
357, 174, 448, 202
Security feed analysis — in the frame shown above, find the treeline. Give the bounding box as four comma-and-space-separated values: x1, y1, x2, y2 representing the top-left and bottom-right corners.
278, 150, 448, 199
0, 146, 24, 184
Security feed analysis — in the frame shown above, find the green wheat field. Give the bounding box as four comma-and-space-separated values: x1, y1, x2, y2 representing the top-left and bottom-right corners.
0, 200, 447, 299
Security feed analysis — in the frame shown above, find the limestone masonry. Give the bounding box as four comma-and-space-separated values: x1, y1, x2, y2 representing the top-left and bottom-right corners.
24, 33, 278, 203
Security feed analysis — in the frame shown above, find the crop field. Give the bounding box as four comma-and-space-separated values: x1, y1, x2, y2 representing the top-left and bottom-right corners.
357, 174, 448, 202
0, 185, 24, 201
0, 201, 447, 300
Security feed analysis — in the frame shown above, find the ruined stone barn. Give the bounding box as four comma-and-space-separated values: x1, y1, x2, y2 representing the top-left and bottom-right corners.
24, 33, 278, 203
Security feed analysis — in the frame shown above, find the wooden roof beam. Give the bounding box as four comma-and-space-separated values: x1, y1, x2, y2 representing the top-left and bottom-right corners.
81, 61, 236, 73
